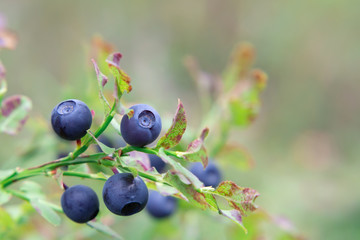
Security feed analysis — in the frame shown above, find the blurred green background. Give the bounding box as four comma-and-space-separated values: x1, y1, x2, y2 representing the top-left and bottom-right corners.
1, 0, 359, 239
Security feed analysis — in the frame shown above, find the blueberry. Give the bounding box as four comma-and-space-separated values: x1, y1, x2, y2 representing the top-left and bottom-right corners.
146, 191, 177, 219
120, 104, 162, 147
148, 154, 166, 173
61, 185, 99, 223
51, 99, 92, 141
190, 162, 222, 187
102, 173, 148, 216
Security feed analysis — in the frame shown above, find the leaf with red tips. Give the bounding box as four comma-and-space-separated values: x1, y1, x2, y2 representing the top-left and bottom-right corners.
0, 95, 32, 135
106, 53, 132, 99
156, 99, 187, 149
213, 181, 259, 216
177, 128, 209, 168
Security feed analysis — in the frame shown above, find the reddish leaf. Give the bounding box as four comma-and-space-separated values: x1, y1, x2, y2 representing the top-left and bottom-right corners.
0, 95, 32, 135
156, 99, 187, 149
213, 181, 259, 216
106, 53, 132, 99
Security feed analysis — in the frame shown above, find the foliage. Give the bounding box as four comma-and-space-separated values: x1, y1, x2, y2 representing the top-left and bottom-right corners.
0, 18, 302, 239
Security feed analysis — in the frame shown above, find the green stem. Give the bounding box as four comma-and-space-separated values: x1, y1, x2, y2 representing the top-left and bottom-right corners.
0, 102, 116, 189
121, 146, 182, 160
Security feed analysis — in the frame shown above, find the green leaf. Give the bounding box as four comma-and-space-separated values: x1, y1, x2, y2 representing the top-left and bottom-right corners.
91, 59, 111, 113
106, 53, 132, 99
20, 181, 43, 199
203, 193, 219, 211
0, 188, 11, 205
217, 144, 255, 171
220, 209, 247, 233
68, 164, 90, 173
156, 99, 187, 149
0, 95, 32, 135
87, 130, 115, 155
212, 181, 259, 216
159, 148, 203, 188
18, 181, 62, 226
87, 221, 123, 240
164, 172, 208, 209
229, 90, 259, 127
177, 128, 209, 167
30, 198, 61, 226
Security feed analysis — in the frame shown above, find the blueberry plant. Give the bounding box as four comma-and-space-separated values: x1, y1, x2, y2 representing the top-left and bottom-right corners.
0, 18, 281, 239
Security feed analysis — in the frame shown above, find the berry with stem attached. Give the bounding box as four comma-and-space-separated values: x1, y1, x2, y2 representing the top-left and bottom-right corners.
120, 104, 162, 147
51, 99, 92, 141
102, 172, 148, 216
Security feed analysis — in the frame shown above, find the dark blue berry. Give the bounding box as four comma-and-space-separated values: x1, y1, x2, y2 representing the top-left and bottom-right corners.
102, 173, 148, 216
120, 104, 162, 147
146, 191, 177, 219
61, 185, 99, 223
51, 99, 92, 141
148, 154, 166, 173
190, 162, 222, 187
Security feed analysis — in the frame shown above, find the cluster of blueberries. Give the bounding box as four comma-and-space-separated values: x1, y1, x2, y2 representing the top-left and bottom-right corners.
51, 99, 222, 223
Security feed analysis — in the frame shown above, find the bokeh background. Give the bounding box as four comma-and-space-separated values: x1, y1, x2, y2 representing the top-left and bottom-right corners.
1, 0, 359, 239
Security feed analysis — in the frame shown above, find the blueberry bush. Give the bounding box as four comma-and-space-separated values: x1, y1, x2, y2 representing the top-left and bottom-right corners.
0, 17, 302, 240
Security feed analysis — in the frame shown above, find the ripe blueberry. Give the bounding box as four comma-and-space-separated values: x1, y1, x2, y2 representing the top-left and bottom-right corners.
51, 99, 92, 141
146, 191, 178, 219
61, 185, 99, 223
102, 173, 148, 216
120, 104, 162, 147
148, 154, 166, 173
190, 162, 222, 187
